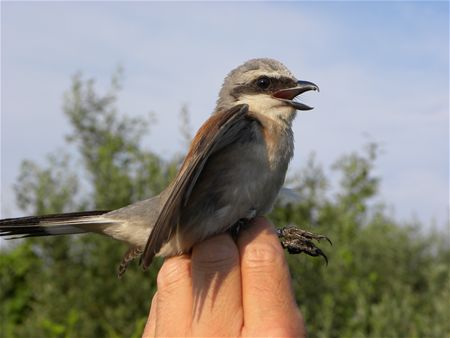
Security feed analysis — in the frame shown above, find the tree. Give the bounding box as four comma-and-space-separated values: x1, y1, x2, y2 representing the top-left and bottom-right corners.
1, 71, 449, 338
1, 70, 176, 338
272, 147, 450, 338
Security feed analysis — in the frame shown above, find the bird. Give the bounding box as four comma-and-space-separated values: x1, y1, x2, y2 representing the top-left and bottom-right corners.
0, 58, 329, 277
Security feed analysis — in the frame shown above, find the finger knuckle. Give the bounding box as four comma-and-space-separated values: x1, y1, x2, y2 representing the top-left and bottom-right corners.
193, 238, 239, 272
157, 257, 191, 291
242, 241, 285, 270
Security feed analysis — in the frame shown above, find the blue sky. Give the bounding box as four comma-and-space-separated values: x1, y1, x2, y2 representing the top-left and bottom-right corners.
1, 1, 449, 229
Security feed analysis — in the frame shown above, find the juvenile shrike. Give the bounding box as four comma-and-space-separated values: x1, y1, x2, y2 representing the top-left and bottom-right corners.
1, 58, 329, 276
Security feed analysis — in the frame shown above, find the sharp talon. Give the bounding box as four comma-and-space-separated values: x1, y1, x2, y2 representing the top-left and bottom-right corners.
318, 235, 333, 246
317, 248, 328, 266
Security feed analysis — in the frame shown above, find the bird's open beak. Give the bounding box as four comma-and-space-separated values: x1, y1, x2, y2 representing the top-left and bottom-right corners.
272, 80, 319, 110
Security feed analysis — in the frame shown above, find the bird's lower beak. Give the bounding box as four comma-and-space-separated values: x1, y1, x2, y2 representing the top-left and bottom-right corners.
272, 80, 319, 110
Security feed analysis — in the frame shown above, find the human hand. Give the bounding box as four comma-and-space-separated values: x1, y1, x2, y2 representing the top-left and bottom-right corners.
142, 217, 306, 337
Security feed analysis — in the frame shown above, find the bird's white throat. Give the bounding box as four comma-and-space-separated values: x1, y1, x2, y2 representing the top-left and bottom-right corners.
237, 94, 297, 126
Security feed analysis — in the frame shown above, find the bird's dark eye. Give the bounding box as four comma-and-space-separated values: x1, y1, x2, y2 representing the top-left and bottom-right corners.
256, 76, 271, 90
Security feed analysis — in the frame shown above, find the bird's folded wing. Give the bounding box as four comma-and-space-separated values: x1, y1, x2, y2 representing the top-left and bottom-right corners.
141, 104, 251, 268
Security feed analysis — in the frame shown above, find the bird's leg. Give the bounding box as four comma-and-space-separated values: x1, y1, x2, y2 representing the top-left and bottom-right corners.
228, 218, 250, 241
117, 246, 144, 278
277, 225, 332, 264
228, 208, 257, 240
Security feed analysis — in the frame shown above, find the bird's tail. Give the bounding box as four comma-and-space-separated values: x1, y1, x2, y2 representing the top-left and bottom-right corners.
0, 210, 114, 239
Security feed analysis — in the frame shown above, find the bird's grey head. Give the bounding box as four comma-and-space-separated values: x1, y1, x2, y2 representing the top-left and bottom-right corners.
216, 58, 318, 121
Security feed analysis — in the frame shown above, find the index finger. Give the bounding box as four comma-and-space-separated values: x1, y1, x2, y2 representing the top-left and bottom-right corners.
237, 217, 305, 337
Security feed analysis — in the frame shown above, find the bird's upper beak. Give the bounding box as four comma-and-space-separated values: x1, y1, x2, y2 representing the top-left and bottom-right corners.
272, 80, 319, 110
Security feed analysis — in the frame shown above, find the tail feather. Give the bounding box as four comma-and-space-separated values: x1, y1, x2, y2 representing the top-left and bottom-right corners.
0, 210, 112, 239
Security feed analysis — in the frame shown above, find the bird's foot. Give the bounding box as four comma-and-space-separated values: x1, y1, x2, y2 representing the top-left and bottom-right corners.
277, 225, 332, 264
117, 246, 144, 278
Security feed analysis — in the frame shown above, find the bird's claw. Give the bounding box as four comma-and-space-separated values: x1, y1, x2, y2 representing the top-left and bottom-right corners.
277, 225, 331, 265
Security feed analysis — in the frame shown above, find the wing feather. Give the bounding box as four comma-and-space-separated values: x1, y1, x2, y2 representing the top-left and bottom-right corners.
141, 104, 251, 268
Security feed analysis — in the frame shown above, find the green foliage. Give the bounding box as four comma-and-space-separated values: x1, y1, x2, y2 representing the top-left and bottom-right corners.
63, 71, 176, 209
272, 148, 450, 338
14, 154, 80, 215
0, 242, 41, 337
1, 71, 168, 337
1, 71, 449, 337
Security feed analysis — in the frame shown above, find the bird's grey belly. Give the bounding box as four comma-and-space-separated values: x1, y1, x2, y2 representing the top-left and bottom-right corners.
159, 143, 287, 256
